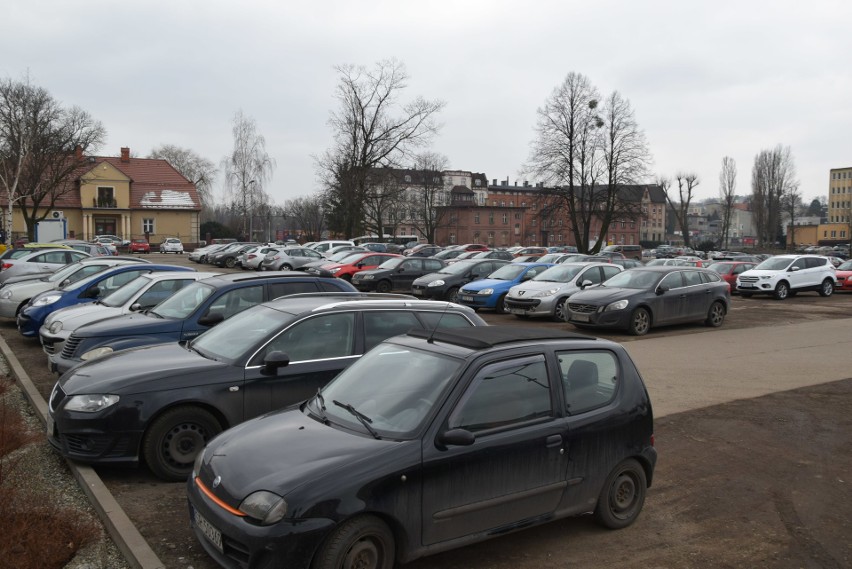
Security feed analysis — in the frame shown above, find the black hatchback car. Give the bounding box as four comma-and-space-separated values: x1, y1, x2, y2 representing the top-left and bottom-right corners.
411, 259, 510, 302
351, 256, 446, 292
187, 327, 656, 569
47, 294, 486, 480
566, 266, 730, 335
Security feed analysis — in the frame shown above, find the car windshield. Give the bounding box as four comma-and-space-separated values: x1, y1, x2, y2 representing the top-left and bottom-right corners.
755, 257, 794, 271
328, 251, 358, 262
98, 275, 159, 307
838, 260, 852, 271
315, 342, 462, 438
707, 263, 732, 273
537, 254, 563, 263
437, 261, 479, 275
487, 264, 527, 280
601, 270, 661, 289
48, 263, 90, 283
150, 281, 214, 319
532, 264, 582, 283
378, 257, 405, 269
192, 305, 290, 362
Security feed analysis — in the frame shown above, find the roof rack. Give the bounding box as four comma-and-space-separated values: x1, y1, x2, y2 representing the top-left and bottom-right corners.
406, 327, 594, 350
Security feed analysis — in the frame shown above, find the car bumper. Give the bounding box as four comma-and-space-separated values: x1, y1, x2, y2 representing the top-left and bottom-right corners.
17, 308, 46, 337
187, 484, 335, 569
735, 282, 774, 294
410, 285, 445, 298
47, 407, 143, 465
457, 293, 497, 309
0, 297, 21, 319
351, 279, 378, 292
566, 306, 632, 330
504, 297, 557, 317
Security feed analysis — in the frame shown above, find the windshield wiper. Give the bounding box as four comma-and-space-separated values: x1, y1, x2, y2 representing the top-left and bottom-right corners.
333, 400, 380, 439
312, 388, 329, 424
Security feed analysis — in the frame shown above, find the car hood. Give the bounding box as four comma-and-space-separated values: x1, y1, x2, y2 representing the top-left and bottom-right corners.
69, 311, 182, 338
46, 304, 123, 330
461, 278, 512, 292
509, 280, 578, 295
567, 286, 638, 304
59, 343, 228, 395
4, 280, 55, 299
203, 408, 401, 499
413, 272, 457, 285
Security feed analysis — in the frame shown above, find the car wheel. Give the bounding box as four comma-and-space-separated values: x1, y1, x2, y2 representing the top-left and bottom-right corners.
495, 293, 508, 314
594, 458, 647, 529
552, 297, 568, 322
773, 281, 789, 300
142, 406, 222, 482
446, 287, 460, 303
819, 279, 834, 297
375, 280, 392, 293
628, 307, 651, 336
224, 257, 236, 268
705, 301, 725, 327
312, 515, 395, 569
281, 263, 293, 271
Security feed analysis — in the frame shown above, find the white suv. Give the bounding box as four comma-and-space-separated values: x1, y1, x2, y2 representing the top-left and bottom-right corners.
736, 255, 836, 300
159, 237, 184, 254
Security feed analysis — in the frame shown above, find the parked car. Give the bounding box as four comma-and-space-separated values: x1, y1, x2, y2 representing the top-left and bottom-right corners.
128, 239, 151, 254
0, 248, 91, 284
186, 327, 656, 568
411, 259, 511, 302
0, 243, 70, 258
736, 255, 836, 299
505, 262, 623, 321
93, 237, 119, 254
457, 262, 554, 313
52, 240, 113, 257
16, 263, 193, 337
47, 293, 486, 480
351, 256, 446, 292
239, 246, 278, 270
430, 248, 465, 261
469, 250, 516, 262
566, 266, 730, 336
46, 272, 358, 374
40, 271, 220, 361
0, 258, 147, 319
209, 243, 259, 268
261, 247, 325, 271
309, 240, 355, 255
307, 252, 402, 282
159, 237, 184, 254
322, 245, 368, 259
189, 243, 233, 263
603, 244, 643, 260
611, 258, 645, 269
835, 260, 852, 292
405, 245, 442, 258
706, 261, 757, 293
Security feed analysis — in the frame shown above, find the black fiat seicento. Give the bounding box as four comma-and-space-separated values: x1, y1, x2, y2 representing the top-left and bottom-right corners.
188, 327, 657, 569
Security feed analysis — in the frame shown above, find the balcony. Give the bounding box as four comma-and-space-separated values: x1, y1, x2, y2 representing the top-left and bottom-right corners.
92, 197, 117, 208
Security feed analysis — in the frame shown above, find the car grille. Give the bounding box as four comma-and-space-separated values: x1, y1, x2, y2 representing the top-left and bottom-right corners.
739, 276, 759, 283
567, 302, 598, 314
61, 433, 132, 458
61, 334, 82, 359
505, 298, 541, 309
42, 340, 56, 355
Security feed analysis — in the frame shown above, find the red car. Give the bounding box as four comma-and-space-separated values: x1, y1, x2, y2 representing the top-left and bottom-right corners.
836, 260, 852, 291
310, 252, 401, 281
128, 239, 151, 254
707, 261, 757, 293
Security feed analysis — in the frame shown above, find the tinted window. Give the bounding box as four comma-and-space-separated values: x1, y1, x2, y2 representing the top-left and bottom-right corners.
682, 271, 703, 286
558, 351, 619, 415
208, 286, 264, 319
580, 266, 603, 285
98, 270, 150, 296
659, 272, 683, 289
364, 311, 421, 351
266, 313, 355, 362
136, 279, 193, 308
268, 281, 320, 299
449, 355, 552, 432
805, 257, 827, 269
602, 265, 621, 280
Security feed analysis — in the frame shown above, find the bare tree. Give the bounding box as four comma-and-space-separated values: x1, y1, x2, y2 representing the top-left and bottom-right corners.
718, 157, 737, 249
317, 59, 445, 238
362, 168, 407, 241
407, 152, 448, 243
149, 144, 217, 210
751, 145, 796, 247
525, 72, 608, 252
781, 181, 802, 251
0, 77, 105, 244
284, 195, 325, 242
663, 172, 699, 248
221, 111, 276, 240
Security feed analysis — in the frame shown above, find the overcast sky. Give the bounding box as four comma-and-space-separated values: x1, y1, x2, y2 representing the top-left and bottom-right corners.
3, 0, 850, 206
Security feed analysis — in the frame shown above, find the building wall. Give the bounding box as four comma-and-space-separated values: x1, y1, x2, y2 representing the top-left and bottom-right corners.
828, 167, 852, 224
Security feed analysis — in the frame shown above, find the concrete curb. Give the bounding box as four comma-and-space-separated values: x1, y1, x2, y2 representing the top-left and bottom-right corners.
0, 334, 165, 569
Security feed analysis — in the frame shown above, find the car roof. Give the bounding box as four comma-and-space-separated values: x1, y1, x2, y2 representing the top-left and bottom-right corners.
142, 271, 221, 281
407, 326, 595, 350
262, 292, 465, 314
631, 265, 710, 273
194, 271, 350, 288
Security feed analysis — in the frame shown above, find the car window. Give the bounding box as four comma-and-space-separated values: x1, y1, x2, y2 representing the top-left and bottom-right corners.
263, 313, 355, 362
791, 258, 806, 270
580, 266, 603, 285
659, 272, 683, 290
70, 251, 88, 262
98, 270, 150, 296
700, 271, 721, 284
363, 311, 422, 351
208, 286, 264, 319
268, 281, 320, 300
682, 271, 703, 287
448, 355, 552, 432
136, 279, 194, 308
401, 260, 421, 271
558, 351, 619, 415
805, 257, 826, 269
37, 251, 69, 264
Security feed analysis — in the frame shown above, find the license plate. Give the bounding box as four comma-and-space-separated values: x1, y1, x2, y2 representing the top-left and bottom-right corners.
739, 284, 756, 289
412, 289, 423, 295
461, 295, 474, 302
571, 313, 590, 322
509, 308, 527, 315
194, 509, 223, 553
46, 414, 54, 436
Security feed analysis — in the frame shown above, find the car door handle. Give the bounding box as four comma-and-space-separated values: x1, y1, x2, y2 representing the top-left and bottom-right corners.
545, 434, 562, 447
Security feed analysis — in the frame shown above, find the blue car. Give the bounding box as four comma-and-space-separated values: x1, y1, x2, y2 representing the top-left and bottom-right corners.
17, 263, 193, 337
457, 262, 554, 313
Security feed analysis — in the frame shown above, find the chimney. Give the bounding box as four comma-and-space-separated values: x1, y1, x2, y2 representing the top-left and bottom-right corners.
120, 147, 130, 163
492, 179, 497, 186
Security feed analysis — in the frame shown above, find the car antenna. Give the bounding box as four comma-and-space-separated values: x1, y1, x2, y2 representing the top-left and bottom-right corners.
426, 299, 453, 344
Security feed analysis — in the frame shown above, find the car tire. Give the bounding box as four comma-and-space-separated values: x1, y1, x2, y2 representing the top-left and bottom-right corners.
819, 279, 834, 297
281, 263, 293, 271
773, 281, 789, 300
705, 301, 725, 327
552, 297, 568, 322
224, 257, 236, 268
375, 280, 392, 294
495, 293, 508, 314
313, 515, 395, 569
446, 287, 460, 303
594, 458, 647, 529
628, 307, 651, 336
142, 406, 222, 482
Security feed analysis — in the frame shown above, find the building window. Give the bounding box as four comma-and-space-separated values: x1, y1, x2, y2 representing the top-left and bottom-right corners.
474, 213, 480, 224
489, 212, 494, 224
449, 233, 456, 244
502, 213, 508, 224
509, 201, 514, 207
475, 179, 481, 186
404, 175, 411, 183
521, 202, 527, 207
142, 218, 154, 234
97, 186, 115, 208
500, 201, 505, 207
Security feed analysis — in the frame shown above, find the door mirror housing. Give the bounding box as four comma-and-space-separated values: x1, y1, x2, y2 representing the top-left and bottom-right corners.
262, 351, 290, 373
655, 285, 668, 295
198, 312, 225, 327
129, 303, 143, 312
83, 286, 100, 299
438, 428, 476, 447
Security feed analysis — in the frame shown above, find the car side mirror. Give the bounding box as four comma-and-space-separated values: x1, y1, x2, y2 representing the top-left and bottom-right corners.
522, 274, 533, 281
655, 285, 668, 295
84, 286, 100, 299
790, 266, 800, 272
579, 279, 593, 289
198, 312, 225, 327
129, 303, 143, 312
262, 350, 290, 373
438, 428, 475, 447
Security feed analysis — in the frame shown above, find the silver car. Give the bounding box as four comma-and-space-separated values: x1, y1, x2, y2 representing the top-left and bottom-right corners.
0, 248, 91, 284
261, 247, 324, 271
504, 262, 623, 321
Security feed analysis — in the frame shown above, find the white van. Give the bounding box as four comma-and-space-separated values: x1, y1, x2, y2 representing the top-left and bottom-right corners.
309, 240, 355, 254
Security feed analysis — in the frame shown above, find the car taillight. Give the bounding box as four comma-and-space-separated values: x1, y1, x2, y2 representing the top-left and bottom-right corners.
248, 254, 257, 259
1, 263, 12, 270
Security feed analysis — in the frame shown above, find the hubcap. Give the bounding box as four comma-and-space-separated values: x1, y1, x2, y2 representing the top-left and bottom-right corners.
163, 423, 207, 466
344, 538, 379, 569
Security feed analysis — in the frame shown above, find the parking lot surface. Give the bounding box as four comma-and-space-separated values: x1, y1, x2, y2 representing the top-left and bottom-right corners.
3, 254, 850, 568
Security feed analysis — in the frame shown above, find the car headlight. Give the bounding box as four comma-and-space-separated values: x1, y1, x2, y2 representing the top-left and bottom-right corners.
49, 321, 63, 334
63, 394, 120, 412
239, 491, 288, 525
428, 280, 445, 287
33, 294, 62, 306
329, 267, 341, 274
0, 289, 12, 300
605, 299, 630, 312
80, 346, 114, 361
759, 275, 773, 280
532, 288, 560, 298
361, 274, 374, 280
478, 288, 494, 295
